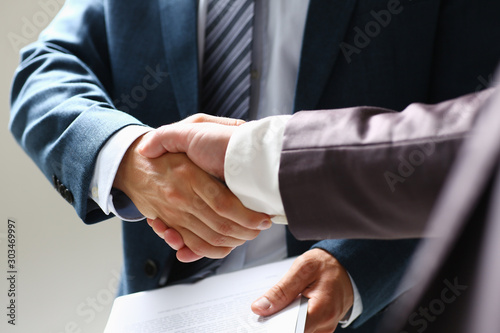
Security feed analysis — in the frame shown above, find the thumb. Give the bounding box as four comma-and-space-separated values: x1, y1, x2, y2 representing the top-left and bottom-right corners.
138, 126, 184, 158
251, 260, 313, 317
182, 113, 245, 126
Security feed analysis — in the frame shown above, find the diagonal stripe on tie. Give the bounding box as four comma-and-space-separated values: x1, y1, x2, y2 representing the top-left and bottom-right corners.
202, 0, 254, 119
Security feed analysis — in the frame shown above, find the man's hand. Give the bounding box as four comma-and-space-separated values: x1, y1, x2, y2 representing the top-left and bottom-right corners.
252, 249, 354, 333
113, 133, 271, 262
138, 114, 240, 180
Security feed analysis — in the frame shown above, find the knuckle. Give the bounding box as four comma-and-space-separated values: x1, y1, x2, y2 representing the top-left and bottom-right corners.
211, 199, 231, 216
187, 242, 209, 257
161, 186, 184, 205
215, 220, 233, 236
192, 196, 207, 210
203, 182, 222, 200
296, 256, 320, 278
156, 125, 168, 137
210, 234, 230, 247
187, 113, 208, 123
174, 162, 193, 178
184, 213, 199, 229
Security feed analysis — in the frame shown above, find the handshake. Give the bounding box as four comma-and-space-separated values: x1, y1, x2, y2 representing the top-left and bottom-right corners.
113, 114, 355, 330
113, 114, 277, 262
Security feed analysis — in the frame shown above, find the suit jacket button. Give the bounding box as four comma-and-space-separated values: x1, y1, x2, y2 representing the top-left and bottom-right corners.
144, 259, 158, 278
52, 175, 59, 188
63, 189, 74, 204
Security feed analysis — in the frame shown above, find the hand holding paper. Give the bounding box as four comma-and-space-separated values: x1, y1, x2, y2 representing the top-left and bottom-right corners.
104, 257, 308, 333
252, 249, 354, 333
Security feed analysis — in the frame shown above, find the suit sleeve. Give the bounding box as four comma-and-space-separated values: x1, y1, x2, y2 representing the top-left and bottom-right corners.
9, 0, 145, 223
280, 88, 496, 240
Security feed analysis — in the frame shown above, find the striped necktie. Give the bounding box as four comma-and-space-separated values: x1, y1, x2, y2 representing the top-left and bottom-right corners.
201, 0, 254, 120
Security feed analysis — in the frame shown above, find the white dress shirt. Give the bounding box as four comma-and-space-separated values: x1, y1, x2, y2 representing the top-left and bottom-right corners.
89, 0, 361, 326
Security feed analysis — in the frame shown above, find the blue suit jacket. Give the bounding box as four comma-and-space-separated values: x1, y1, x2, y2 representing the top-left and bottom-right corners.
10, 0, 500, 329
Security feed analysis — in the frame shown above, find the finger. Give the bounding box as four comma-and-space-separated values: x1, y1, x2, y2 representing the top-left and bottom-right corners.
157, 207, 247, 259
251, 257, 316, 317
148, 216, 234, 259
304, 298, 339, 333
176, 247, 204, 263
192, 173, 271, 231
143, 155, 251, 255
148, 217, 167, 239
149, 221, 202, 262
163, 228, 185, 250
188, 193, 262, 241
183, 113, 245, 126
178, 212, 247, 248
176, 223, 236, 259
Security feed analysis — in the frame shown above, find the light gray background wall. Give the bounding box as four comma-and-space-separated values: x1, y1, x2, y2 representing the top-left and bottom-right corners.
0, 1, 123, 332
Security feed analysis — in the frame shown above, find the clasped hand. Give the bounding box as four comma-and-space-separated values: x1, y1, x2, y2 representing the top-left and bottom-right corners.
113, 114, 271, 262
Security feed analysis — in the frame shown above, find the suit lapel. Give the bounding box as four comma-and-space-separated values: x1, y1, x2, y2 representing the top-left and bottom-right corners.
158, 0, 199, 119
294, 0, 358, 112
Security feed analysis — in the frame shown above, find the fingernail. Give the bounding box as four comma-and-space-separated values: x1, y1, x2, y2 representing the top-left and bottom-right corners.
253, 297, 271, 310
258, 220, 272, 230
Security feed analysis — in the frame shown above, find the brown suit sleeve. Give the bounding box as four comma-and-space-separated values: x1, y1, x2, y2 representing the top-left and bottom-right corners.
279, 88, 495, 240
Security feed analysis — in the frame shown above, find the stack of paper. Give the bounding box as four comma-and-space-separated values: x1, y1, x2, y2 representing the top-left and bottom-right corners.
104, 257, 307, 333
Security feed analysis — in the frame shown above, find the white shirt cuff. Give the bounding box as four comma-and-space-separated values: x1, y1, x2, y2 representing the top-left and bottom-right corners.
224, 115, 291, 224
339, 273, 363, 327
225, 115, 362, 324
89, 125, 151, 221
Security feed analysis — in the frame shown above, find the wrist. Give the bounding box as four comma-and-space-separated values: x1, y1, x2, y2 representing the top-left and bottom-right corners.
224, 116, 291, 215
113, 134, 146, 196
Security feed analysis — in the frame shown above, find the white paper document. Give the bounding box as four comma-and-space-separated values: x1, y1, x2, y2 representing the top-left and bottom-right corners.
104, 257, 307, 333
